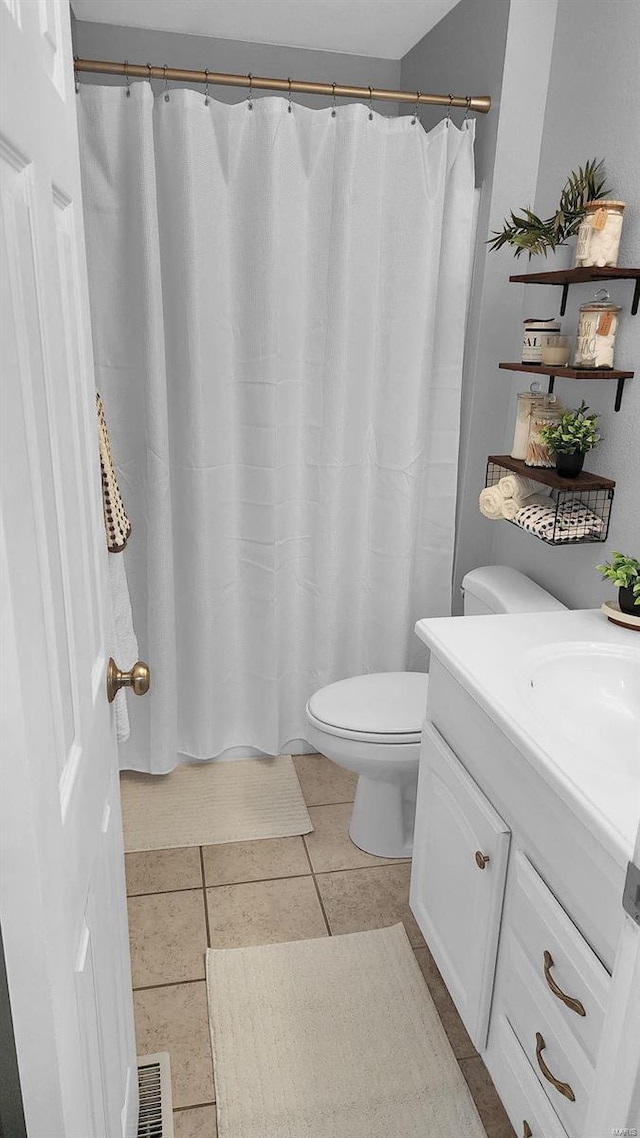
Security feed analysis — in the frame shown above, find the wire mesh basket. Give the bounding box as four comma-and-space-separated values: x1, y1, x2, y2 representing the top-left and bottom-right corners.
485, 457, 614, 546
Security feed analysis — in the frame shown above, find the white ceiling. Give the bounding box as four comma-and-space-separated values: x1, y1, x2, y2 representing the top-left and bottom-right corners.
71, 0, 461, 61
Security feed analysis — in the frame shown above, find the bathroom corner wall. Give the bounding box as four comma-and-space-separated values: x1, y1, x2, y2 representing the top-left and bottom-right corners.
490, 0, 640, 608
71, 19, 399, 110
402, 0, 559, 612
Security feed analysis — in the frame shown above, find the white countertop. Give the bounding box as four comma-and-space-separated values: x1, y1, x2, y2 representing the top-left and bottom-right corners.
415, 608, 640, 867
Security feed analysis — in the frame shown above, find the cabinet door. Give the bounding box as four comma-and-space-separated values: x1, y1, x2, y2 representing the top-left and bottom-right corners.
410, 722, 510, 1050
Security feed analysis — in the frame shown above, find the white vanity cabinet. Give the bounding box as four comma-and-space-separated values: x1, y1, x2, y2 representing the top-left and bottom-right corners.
409, 722, 510, 1051
410, 656, 620, 1138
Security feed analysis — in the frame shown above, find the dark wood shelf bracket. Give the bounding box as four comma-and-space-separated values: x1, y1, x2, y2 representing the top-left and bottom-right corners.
560, 283, 569, 316
632, 278, 639, 316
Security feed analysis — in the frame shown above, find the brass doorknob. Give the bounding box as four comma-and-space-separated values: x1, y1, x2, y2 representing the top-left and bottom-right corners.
475, 850, 490, 869
106, 658, 150, 703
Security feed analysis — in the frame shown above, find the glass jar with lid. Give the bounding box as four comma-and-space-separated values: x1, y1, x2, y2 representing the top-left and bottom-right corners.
574, 201, 626, 268
525, 396, 563, 468
510, 385, 546, 460
573, 289, 621, 369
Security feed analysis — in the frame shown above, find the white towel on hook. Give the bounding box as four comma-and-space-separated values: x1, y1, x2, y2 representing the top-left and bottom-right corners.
108, 552, 139, 743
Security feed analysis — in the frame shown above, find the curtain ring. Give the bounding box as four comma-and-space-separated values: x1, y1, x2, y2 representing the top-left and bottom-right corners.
247, 72, 253, 110
74, 55, 80, 94
445, 93, 454, 125
411, 91, 420, 125
463, 95, 472, 121
331, 82, 337, 118
287, 76, 293, 113
124, 59, 131, 97
368, 86, 374, 121
204, 68, 210, 106
163, 64, 170, 102
146, 62, 152, 86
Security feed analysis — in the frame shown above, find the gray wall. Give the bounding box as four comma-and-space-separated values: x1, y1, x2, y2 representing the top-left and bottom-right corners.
72, 19, 399, 111
491, 0, 640, 608
400, 0, 510, 189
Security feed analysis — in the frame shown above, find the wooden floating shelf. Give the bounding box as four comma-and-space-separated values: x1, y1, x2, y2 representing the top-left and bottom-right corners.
508, 265, 640, 316
499, 362, 633, 381
509, 266, 640, 286
488, 454, 615, 492
499, 362, 634, 412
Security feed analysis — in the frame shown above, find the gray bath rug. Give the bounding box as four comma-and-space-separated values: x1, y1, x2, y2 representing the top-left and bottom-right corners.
206, 922, 487, 1138
120, 755, 313, 851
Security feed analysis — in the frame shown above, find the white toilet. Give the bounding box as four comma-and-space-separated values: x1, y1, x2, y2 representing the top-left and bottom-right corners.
305, 566, 566, 858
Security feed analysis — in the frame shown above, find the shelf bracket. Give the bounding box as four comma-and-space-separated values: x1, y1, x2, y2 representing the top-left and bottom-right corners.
547, 374, 555, 395
632, 278, 639, 316
559, 283, 570, 316
615, 376, 625, 412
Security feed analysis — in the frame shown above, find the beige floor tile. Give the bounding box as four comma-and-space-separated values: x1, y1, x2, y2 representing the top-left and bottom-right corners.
304, 804, 407, 872
125, 847, 202, 896
315, 863, 424, 946
202, 836, 309, 887
413, 946, 477, 1060
173, 1105, 218, 1138
293, 753, 357, 806
459, 1056, 516, 1138
133, 982, 214, 1110
128, 890, 207, 988
206, 875, 328, 948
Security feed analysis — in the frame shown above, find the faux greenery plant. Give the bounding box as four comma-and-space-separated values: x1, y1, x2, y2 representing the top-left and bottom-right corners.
488, 159, 609, 258
540, 401, 601, 456
597, 552, 640, 606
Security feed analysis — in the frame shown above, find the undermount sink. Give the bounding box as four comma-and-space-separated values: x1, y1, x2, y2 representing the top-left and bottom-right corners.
521, 642, 640, 763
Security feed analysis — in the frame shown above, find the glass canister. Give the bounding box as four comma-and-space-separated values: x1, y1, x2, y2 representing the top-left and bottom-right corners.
525, 395, 563, 468
573, 289, 621, 369
510, 385, 546, 460
574, 200, 626, 268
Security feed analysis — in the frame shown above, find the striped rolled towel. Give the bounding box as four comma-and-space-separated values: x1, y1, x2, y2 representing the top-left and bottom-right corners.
479, 486, 504, 520
498, 473, 542, 502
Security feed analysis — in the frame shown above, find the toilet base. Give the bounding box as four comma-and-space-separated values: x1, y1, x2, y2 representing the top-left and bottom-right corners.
349, 771, 418, 858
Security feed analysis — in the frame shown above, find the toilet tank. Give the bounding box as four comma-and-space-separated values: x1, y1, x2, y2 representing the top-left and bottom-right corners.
462, 565, 567, 616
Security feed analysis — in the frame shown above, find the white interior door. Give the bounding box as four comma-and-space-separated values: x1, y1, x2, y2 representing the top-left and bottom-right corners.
0, 3, 138, 1136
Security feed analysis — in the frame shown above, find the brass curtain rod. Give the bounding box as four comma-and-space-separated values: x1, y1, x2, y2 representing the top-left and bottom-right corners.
73, 58, 491, 114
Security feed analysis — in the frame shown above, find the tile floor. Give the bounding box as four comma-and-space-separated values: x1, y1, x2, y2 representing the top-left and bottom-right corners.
125, 753, 515, 1138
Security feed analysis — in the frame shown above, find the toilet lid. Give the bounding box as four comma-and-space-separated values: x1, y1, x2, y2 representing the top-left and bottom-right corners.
307, 672, 429, 736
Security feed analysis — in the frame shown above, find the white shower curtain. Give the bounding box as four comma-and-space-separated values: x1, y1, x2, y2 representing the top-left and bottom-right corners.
78, 83, 476, 773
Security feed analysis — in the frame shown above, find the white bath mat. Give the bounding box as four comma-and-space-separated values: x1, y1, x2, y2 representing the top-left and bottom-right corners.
120, 756, 312, 852
206, 923, 487, 1138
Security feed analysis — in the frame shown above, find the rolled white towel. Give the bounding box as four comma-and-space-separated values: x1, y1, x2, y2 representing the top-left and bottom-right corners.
498, 473, 542, 501
502, 492, 550, 521
479, 486, 504, 520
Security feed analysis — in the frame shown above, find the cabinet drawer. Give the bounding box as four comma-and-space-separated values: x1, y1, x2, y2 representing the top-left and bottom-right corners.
501, 932, 593, 1138
508, 852, 610, 1067
487, 1012, 567, 1138
410, 722, 510, 1051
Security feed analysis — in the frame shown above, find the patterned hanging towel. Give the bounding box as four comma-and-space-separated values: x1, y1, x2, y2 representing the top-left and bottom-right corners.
96, 391, 132, 552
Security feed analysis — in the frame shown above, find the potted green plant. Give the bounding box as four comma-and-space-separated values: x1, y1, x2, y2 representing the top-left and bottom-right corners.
597, 552, 640, 616
488, 159, 609, 259
539, 400, 601, 477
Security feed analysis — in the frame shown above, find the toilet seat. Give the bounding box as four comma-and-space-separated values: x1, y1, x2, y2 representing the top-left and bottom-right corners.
306, 671, 428, 745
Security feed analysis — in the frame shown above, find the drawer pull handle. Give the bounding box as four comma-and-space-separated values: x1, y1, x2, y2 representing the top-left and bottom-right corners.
523, 1124, 532, 1138
543, 950, 586, 1017
535, 1032, 575, 1102
475, 850, 490, 869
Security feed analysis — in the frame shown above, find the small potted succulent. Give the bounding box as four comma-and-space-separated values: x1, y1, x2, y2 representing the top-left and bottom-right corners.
597, 552, 640, 616
539, 400, 601, 477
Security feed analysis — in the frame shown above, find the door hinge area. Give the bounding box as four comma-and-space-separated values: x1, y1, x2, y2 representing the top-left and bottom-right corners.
622, 860, 640, 926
